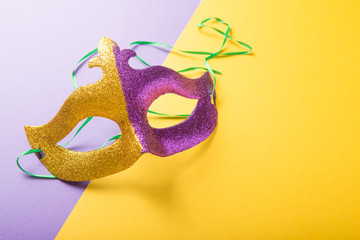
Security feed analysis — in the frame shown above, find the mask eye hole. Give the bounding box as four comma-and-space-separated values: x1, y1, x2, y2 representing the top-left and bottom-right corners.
57, 117, 120, 151
147, 93, 198, 128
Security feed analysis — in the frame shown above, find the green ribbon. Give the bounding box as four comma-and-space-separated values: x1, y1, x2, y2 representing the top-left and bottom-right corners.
16, 149, 57, 179
17, 17, 252, 179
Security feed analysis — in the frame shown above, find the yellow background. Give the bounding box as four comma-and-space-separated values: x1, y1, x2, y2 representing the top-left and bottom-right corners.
57, 0, 360, 239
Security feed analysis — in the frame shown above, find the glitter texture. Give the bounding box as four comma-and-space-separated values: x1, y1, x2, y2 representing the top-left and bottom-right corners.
25, 37, 142, 181
24, 37, 218, 181
113, 46, 218, 157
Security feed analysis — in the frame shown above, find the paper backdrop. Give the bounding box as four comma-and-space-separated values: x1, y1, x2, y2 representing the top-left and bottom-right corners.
0, 0, 200, 239
56, 0, 360, 239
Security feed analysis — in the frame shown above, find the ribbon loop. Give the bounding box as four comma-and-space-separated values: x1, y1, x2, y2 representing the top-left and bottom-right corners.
17, 149, 57, 179
17, 17, 252, 179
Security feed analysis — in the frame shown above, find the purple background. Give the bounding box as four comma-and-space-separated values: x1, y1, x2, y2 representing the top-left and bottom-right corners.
0, 0, 200, 239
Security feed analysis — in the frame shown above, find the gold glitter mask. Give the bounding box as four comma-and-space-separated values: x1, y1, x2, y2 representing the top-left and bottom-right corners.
24, 37, 218, 181
25, 38, 143, 181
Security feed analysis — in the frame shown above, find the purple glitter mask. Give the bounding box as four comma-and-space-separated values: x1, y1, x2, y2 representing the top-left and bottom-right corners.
24, 37, 218, 181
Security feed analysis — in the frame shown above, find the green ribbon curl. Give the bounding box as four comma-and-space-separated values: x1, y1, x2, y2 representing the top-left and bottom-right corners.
17, 17, 252, 179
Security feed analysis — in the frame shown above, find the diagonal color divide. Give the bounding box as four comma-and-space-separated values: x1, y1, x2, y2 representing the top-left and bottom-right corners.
0, 1, 201, 239
57, 0, 360, 239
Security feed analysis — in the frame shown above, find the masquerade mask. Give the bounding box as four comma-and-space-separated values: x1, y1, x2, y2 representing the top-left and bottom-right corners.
24, 37, 218, 181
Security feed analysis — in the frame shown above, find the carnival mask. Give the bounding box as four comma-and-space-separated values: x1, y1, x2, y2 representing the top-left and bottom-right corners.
24, 37, 218, 181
